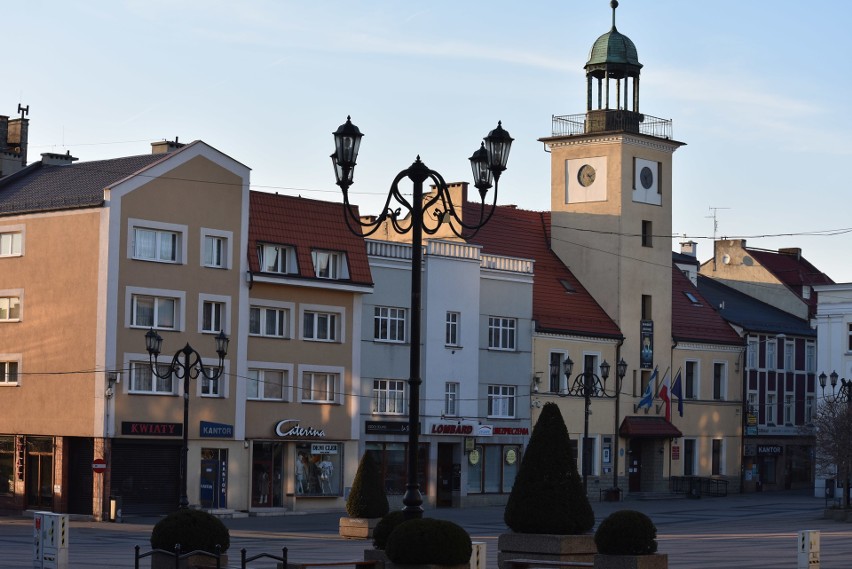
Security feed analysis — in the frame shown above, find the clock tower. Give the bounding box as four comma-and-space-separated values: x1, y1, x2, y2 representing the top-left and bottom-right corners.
542, 1, 684, 382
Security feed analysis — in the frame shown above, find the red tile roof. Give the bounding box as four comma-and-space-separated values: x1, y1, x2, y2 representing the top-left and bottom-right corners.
671, 267, 742, 346
463, 203, 621, 339
746, 247, 833, 318
249, 192, 372, 285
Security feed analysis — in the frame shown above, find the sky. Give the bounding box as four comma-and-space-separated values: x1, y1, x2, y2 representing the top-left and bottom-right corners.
4, 1, 852, 281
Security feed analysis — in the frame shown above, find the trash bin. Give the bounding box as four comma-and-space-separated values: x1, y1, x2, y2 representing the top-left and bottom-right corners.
109, 496, 122, 523
825, 479, 836, 498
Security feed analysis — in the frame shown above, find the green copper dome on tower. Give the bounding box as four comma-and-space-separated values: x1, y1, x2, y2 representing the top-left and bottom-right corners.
585, 1, 642, 71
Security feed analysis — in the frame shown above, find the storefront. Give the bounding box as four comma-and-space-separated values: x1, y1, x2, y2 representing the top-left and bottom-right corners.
743, 438, 814, 492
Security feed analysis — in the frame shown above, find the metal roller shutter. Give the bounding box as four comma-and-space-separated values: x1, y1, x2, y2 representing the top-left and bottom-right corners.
67, 437, 94, 515
111, 440, 181, 516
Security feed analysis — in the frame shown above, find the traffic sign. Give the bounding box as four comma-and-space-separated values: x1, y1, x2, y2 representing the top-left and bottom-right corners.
92, 458, 107, 473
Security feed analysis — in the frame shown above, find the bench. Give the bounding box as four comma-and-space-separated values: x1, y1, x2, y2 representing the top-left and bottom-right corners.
506, 559, 594, 569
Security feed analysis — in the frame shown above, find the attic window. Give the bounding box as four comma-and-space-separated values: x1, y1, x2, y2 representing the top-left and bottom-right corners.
559, 279, 576, 294
683, 291, 702, 306
802, 286, 811, 300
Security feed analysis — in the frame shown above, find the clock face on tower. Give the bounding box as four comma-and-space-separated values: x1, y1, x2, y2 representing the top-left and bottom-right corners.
578, 164, 596, 187
640, 166, 653, 189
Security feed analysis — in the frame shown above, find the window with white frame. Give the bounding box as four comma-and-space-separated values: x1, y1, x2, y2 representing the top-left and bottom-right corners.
257, 243, 296, 274
0, 296, 21, 322
488, 317, 516, 351
784, 341, 794, 371
445, 312, 460, 346
766, 393, 777, 425
131, 294, 177, 329
0, 360, 19, 385
133, 227, 180, 263
713, 362, 726, 400
202, 234, 227, 269
0, 231, 22, 257
806, 342, 816, 373
487, 385, 516, 418
685, 360, 698, 399
249, 306, 289, 338
247, 368, 287, 401
766, 340, 777, 370
374, 307, 405, 342
805, 394, 815, 424
303, 311, 338, 342
747, 339, 758, 369
311, 250, 348, 280
129, 361, 175, 394
784, 394, 794, 425
748, 391, 758, 415
444, 382, 459, 416
373, 379, 406, 414
202, 301, 225, 333
200, 366, 222, 397
301, 371, 339, 403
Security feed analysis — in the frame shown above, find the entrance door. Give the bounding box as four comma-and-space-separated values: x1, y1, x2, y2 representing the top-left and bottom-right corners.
437, 443, 454, 507
628, 439, 642, 493
26, 438, 54, 510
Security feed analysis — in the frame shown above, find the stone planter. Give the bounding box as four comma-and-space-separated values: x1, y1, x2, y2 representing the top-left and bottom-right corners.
593, 553, 668, 569
340, 517, 381, 539
364, 548, 388, 569
382, 563, 468, 569
497, 532, 597, 569
151, 551, 228, 569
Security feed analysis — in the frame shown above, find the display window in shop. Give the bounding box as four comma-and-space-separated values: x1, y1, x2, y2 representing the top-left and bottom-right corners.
365, 442, 428, 495
295, 442, 342, 497
0, 436, 13, 495
467, 444, 520, 494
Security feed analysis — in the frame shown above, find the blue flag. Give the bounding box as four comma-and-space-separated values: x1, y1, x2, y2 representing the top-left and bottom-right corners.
638, 367, 657, 409
671, 369, 684, 417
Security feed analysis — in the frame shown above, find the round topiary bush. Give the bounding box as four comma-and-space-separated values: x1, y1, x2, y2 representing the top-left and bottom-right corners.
346, 453, 389, 518
150, 509, 230, 554
594, 510, 657, 555
385, 518, 472, 565
372, 510, 406, 550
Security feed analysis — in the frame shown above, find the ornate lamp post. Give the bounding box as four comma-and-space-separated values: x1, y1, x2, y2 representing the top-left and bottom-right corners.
145, 328, 229, 509
331, 116, 512, 519
556, 356, 627, 492
819, 370, 852, 507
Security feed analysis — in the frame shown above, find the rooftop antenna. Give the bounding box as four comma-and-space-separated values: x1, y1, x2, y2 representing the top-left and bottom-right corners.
17, 104, 29, 120
707, 207, 730, 271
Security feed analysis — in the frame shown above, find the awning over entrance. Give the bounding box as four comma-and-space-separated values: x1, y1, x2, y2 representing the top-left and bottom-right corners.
619, 416, 682, 439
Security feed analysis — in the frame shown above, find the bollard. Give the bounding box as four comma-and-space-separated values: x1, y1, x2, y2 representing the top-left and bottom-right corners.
797, 530, 819, 569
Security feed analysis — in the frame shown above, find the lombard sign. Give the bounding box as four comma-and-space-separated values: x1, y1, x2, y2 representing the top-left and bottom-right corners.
275, 419, 326, 438
430, 422, 474, 435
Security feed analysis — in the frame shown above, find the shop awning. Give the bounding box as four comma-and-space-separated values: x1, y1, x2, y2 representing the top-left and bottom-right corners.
619, 416, 682, 439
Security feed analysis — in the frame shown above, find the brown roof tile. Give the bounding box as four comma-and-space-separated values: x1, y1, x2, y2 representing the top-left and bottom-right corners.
671, 266, 742, 345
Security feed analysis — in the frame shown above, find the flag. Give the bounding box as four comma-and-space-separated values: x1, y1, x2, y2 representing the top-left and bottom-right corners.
659, 370, 671, 422
638, 367, 657, 409
671, 368, 684, 417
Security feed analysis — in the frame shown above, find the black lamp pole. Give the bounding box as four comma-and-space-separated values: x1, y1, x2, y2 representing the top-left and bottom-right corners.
331, 116, 512, 519
145, 328, 229, 509
819, 370, 852, 508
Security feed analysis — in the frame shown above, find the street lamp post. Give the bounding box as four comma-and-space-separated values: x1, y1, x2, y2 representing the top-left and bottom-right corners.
819, 370, 852, 507
145, 328, 229, 509
556, 356, 627, 492
331, 116, 512, 519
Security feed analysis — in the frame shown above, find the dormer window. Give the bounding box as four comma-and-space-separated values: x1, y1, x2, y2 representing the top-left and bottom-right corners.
312, 250, 348, 280
683, 291, 701, 306
258, 244, 296, 275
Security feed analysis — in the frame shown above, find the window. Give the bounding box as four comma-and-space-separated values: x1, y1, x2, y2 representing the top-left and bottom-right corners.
685, 361, 697, 399
303, 311, 338, 341
444, 382, 459, 416
766, 393, 777, 425
0, 231, 22, 257
257, 243, 295, 274
747, 391, 758, 416
766, 340, 777, 370
247, 369, 287, 401
805, 394, 815, 424
711, 439, 723, 475
312, 250, 347, 279
848, 324, 852, 352
131, 294, 177, 329
0, 436, 13, 494
203, 235, 226, 268
784, 341, 794, 371
747, 339, 758, 369
488, 317, 516, 351
487, 385, 516, 418
374, 307, 406, 342
0, 361, 18, 385
549, 352, 566, 393
301, 371, 339, 403
641, 295, 652, 320
806, 342, 816, 373
202, 301, 225, 333
784, 394, 794, 425
249, 306, 289, 338
713, 362, 725, 400
373, 379, 406, 414
200, 367, 222, 397
129, 361, 174, 394
581, 437, 597, 477
133, 227, 179, 262
641, 220, 652, 247
467, 444, 521, 494
445, 312, 460, 346
683, 439, 697, 476
0, 296, 21, 322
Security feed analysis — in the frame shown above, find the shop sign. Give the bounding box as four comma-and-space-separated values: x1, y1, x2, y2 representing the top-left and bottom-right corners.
365, 421, 410, 434
671, 446, 680, 460
275, 419, 326, 438
199, 421, 234, 438
505, 449, 517, 465
757, 445, 783, 456
492, 427, 530, 436
477, 425, 494, 437
311, 443, 339, 455
121, 422, 182, 436
430, 422, 474, 435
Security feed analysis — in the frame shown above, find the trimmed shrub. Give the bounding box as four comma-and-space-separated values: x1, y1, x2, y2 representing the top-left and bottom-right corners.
385, 518, 472, 565
594, 510, 658, 555
150, 509, 230, 554
346, 453, 389, 518
372, 510, 406, 550
504, 402, 594, 534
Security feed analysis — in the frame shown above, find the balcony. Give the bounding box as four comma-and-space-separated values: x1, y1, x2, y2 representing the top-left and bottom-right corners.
551, 110, 673, 140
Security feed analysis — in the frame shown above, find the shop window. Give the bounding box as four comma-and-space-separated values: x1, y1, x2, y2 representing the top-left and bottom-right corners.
467, 444, 521, 494
0, 436, 13, 495
295, 442, 342, 496
365, 442, 428, 496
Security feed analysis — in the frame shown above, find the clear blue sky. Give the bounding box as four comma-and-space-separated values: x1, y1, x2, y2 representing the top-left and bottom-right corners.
5, 1, 852, 281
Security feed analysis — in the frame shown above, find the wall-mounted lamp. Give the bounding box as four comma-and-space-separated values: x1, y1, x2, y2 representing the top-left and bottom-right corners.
106, 372, 121, 398
532, 371, 542, 393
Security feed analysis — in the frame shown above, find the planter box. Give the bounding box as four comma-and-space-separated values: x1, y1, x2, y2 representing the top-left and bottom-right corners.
498, 533, 597, 569
340, 517, 382, 539
593, 554, 668, 569
383, 563, 468, 569
150, 551, 228, 569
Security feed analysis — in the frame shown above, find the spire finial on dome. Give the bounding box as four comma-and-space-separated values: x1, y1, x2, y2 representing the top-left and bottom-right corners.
611, 0, 619, 29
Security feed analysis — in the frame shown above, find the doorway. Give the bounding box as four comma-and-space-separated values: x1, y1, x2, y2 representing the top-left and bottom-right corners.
628, 439, 642, 493
437, 443, 454, 507
25, 438, 54, 510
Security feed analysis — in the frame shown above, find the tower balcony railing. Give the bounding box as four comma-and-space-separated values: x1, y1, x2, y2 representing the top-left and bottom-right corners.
552, 110, 673, 140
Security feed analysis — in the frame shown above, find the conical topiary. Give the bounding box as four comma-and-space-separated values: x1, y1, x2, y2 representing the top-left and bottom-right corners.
504, 402, 594, 534
346, 452, 389, 518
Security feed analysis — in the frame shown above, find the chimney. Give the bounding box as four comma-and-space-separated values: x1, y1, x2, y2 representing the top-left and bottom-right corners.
680, 240, 697, 258
41, 151, 78, 166
151, 137, 185, 154
0, 115, 8, 151
7, 116, 29, 166
778, 247, 802, 259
